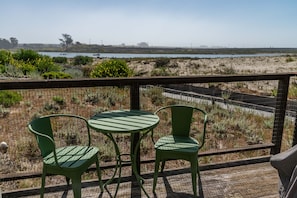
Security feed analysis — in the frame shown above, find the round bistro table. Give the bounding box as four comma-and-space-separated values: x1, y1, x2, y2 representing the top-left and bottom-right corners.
88, 109, 160, 197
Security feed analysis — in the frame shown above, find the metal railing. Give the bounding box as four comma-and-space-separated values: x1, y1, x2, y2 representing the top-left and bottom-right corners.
0, 73, 296, 197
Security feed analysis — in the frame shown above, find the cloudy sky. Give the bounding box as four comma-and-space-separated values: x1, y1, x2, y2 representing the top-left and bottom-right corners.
1, 0, 297, 48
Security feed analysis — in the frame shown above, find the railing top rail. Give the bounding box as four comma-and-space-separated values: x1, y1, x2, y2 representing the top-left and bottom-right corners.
0, 73, 296, 90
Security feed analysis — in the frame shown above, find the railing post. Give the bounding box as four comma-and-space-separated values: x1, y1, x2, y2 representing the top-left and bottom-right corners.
130, 83, 140, 174
271, 76, 290, 154
130, 83, 141, 197
292, 108, 297, 146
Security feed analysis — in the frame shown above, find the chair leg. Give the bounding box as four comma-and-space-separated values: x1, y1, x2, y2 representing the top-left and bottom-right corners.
40, 169, 46, 198
161, 160, 166, 173
71, 176, 82, 198
66, 177, 70, 186
153, 157, 161, 193
96, 158, 104, 192
190, 158, 198, 197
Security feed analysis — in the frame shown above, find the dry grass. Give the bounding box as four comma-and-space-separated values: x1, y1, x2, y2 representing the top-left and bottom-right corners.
1, 55, 296, 191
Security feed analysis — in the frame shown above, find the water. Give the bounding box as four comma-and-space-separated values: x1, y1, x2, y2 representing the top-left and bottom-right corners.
39, 51, 282, 59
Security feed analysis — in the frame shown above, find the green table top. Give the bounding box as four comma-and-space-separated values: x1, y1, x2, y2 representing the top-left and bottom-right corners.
88, 109, 160, 134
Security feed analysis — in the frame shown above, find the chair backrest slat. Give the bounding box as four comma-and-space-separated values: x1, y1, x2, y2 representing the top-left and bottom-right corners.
171, 106, 193, 137
29, 117, 55, 158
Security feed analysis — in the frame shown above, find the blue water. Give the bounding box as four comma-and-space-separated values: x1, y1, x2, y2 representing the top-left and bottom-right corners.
39, 51, 282, 59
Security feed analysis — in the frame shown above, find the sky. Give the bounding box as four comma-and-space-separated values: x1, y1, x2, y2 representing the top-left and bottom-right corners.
1, 0, 297, 48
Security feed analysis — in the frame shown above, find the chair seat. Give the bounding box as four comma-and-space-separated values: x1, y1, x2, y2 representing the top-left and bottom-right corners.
154, 135, 199, 153
44, 146, 99, 169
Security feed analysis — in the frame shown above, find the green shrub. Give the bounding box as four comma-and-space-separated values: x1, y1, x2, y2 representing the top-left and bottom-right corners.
85, 93, 99, 105
53, 96, 66, 106
0, 90, 22, 107
155, 58, 170, 68
2, 64, 23, 77
151, 67, 171, 76
42, 71, 72, 79
12, 49, 41, 62
43, 103, 60, 113
73, 56, 93, 65
16, 61, 36, 75
35, 56, 61, 73
53, 56, 68, 64
144, 87, 164, 106
221, 66, 236, 75
63, 68, 83, 78
286, 56, 295, 63
0, 50, 13, 65
0, 64, 6, 73
90, 59, 133, 78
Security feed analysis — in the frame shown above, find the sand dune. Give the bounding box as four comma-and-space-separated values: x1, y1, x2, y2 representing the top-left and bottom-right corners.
127, 55, 297, 76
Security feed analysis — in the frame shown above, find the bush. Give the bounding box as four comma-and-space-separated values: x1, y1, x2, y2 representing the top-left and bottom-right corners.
0, 90, 22, 107
155, 58, 170, 68
82, 65, 93, 77
73, 56, 93, 65
53, 56, 68, 64
42, 71, 72, 79
12, 49, 41, 62
151, 67, 171, 76
286, 57, 295, 63
0, 50, 13, 65
63, 68, 83, 78
53, 96, 66, 106
90, 59, 133, 78
0, 64, 6, 73
15, 61, 35, 75
35, 56, 61, 73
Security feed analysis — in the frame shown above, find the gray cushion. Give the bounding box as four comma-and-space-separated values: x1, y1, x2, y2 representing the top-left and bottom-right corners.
285, 165, 297, 198
270, 145, 297, 178
270, 145, 297, 198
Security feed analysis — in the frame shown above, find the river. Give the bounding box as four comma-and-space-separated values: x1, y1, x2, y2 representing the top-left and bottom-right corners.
39, 52, 283, 59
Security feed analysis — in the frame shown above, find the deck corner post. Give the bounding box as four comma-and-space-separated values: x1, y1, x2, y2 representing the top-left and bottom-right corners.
271, 77, 290, 155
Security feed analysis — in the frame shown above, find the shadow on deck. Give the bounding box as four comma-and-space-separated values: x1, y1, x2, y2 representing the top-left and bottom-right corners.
4, 162, 279, 198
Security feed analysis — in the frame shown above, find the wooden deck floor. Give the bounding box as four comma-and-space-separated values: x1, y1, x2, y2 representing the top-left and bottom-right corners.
11, 162, 279, 198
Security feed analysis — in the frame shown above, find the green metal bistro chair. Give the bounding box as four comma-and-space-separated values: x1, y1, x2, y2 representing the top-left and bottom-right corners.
28, 114, 103, 198
152, 105, 207, 197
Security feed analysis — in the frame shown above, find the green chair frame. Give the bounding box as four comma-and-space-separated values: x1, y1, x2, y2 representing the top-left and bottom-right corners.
152, 105, 207, 197
28, 114, 103, 198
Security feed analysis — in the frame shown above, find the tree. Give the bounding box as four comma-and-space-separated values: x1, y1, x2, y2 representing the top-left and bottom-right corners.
59, 34, 73, 50
137, 42, 149, 47
0, 38, 12, 49
10, 37, 18, 48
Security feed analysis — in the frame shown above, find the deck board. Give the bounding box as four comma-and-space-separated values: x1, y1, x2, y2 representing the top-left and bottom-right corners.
14, 162, 279, 198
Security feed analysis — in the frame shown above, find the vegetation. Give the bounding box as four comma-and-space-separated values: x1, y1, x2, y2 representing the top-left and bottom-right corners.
286, 56, 295, 63
12, 49, 41, 62
90, 59, 133, 78
0, 85, 293, 193
0, 49, 69, 78
0, 50, 13, 65
73, 55, 93, 65
0, 90, 22, 107
52, 56, 67, 64
42, 71, 72, 79
155, 58, 170, 68
0, 37, 18, 49
0, 51, 295, 192
59, 33, 73, 50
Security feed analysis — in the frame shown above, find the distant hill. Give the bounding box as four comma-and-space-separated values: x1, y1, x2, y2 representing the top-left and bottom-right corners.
17, 43, 297, 54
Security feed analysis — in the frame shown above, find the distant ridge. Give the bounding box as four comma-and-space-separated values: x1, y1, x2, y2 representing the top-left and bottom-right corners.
17, 43, 297, 54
